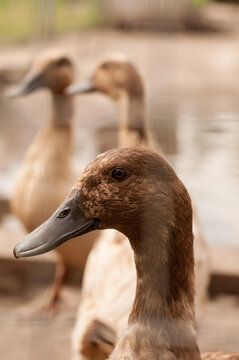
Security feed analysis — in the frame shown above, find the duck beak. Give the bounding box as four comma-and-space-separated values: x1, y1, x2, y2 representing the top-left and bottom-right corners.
5, 71, 44, 98
13, 192, 100, 258
65, 78, 95, 96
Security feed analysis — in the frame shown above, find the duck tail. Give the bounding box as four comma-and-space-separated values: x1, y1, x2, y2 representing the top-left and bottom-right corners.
81, 319, 116, 359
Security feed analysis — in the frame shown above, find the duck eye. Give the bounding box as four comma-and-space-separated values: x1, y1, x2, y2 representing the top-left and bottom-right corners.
55, 57, 71, 67
101, 62, 110, 70
57, 208, 71, 218
112, 168, 127, 180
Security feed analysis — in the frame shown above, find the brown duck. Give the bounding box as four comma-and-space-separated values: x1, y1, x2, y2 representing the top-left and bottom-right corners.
14, 147, 238, 360
7, 49, 97, 312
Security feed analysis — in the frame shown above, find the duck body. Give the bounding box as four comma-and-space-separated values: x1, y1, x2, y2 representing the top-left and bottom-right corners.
72, 229, 134, 358
11, 122, 72, 232
11, 121, 95, 268
12, 103, 96, 269
109, 324, 199, 360
67, 54, 209, 359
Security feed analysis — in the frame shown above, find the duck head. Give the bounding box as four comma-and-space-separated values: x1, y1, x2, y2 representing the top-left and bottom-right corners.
6, 49, 74, 97
65, 54, 144, 101
14, 147, 191, 258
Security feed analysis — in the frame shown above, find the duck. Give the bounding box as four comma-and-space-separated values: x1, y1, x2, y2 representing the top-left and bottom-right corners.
13, 147, 238, 360
7, 49, 98, 312
65, 54, 210, 358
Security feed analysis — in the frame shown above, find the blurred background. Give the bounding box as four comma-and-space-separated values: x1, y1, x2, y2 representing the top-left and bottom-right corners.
0, 0, 239, 359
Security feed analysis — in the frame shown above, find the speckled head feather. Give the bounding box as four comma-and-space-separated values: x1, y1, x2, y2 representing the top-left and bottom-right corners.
69, 147, 192, 250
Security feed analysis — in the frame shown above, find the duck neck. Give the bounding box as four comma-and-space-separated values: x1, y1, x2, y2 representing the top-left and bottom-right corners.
129, 227, 195, 324
117, 93, 148, 147
126, 200, 199, 357
50, 93, 73, 127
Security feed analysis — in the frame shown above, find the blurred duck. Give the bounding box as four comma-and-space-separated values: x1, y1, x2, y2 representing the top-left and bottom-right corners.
14, 147, 238, 360
66, 53, 156, 149
65, 54, 210, 359
7, 49, 97, 312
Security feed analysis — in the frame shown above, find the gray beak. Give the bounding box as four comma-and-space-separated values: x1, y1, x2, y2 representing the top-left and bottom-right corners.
65, 78, 95, 96
13, 192, 100, 258
5, 71, 44, 98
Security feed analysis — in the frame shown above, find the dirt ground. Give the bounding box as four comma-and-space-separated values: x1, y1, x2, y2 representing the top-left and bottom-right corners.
1, 6, 239, 358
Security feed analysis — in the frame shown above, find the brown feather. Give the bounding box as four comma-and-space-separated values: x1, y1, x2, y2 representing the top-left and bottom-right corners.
81, 319, 116, 358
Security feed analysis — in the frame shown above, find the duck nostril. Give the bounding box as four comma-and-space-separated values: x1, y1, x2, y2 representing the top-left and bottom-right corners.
57, 208, 71, 218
